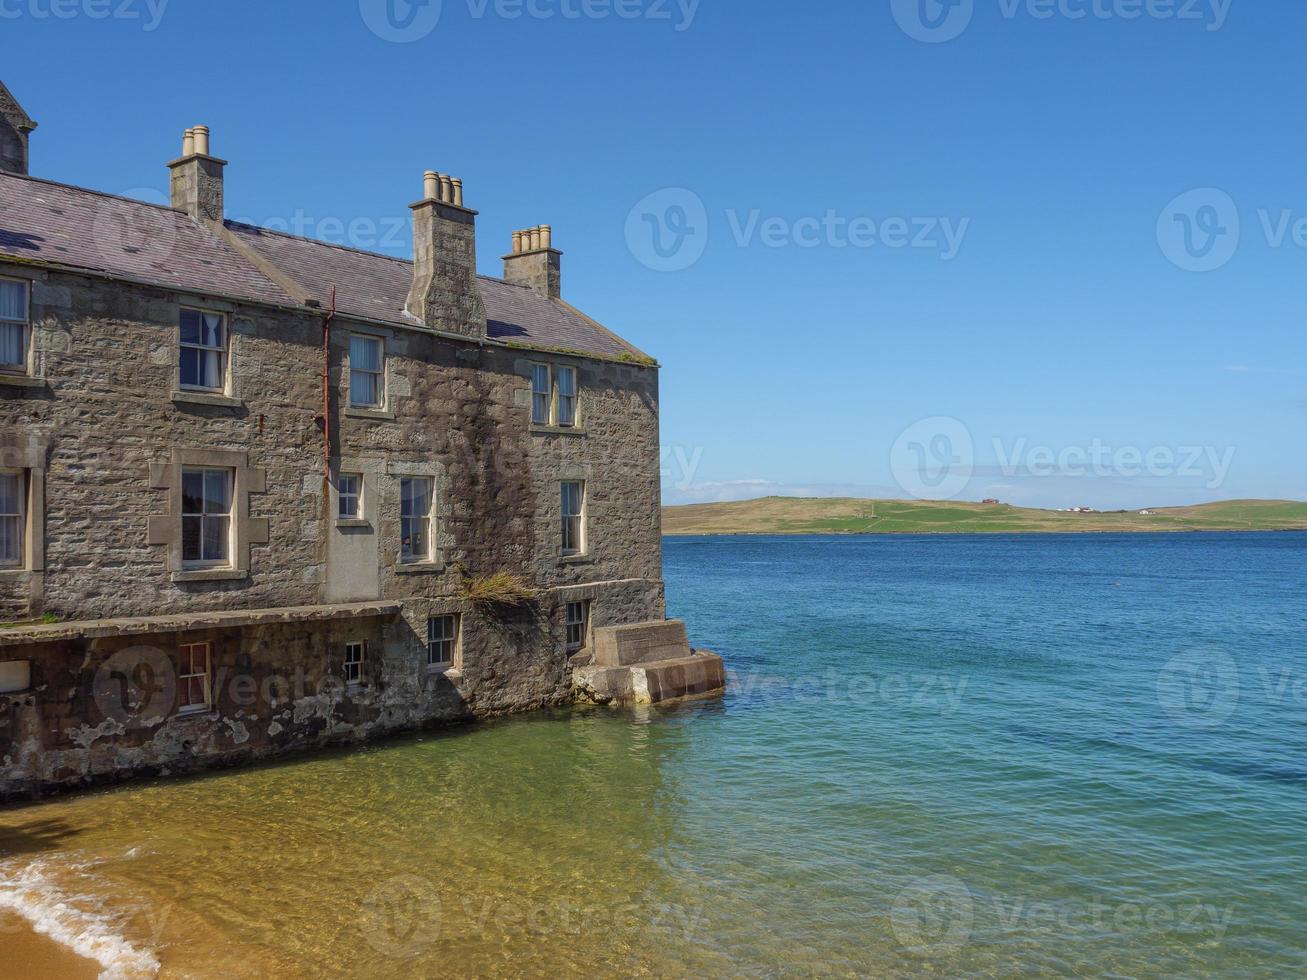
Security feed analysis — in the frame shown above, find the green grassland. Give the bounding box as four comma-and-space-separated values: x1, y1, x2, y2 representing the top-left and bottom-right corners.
662, 497, 1307, 536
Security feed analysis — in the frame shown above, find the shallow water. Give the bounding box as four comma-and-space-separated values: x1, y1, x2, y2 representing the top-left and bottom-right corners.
2, 532, 1306, 977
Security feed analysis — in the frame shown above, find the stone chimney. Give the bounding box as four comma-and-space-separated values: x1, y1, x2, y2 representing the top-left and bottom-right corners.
168, 125, 226, 223
0, 80, 37, 176
503, 225, 562, 300
406, 170, 486, 339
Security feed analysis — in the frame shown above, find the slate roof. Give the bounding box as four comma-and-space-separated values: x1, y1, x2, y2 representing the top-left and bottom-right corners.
0, 171, 649, 362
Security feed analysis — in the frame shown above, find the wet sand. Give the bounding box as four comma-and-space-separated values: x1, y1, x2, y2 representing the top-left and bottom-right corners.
1, 911, 101, 979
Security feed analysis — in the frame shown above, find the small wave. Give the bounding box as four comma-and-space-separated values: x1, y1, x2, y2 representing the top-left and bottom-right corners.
0, 857, 160, 980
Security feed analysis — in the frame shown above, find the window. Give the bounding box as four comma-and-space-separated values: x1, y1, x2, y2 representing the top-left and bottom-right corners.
565, 601, 589, 654
427, 615, 459, 669
400, 477, 433, 563
179, 309, 227, 392
344, 642, 366, 686
561, 481, 585, 556
178, 643, 212, 713
0, 279, 29, 374
531, 363, 551, 425
0, 471, 23, 568
556, 366, 577, 427
338, 473, 363, 520
350, 335, 384, 408
181, 468, 233, 567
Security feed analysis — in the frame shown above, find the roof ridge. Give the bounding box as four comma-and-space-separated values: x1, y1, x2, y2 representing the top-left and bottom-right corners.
0, 170, 183, 217
223, 218, 419, 267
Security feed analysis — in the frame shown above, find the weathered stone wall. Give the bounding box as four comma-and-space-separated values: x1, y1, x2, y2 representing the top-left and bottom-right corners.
0, 259, 666, 799
0, 115, 25, 176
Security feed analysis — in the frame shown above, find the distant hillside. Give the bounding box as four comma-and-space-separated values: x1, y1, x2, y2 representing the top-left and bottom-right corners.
662, 497, 1307, 536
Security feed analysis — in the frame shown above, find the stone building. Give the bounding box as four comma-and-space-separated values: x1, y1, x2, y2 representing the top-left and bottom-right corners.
0, 82, 720, 800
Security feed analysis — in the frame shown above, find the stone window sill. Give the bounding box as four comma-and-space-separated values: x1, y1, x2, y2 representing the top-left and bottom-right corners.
176, 707, 219, 721
0, 373, 46, 389
530, 424, 587, 437
172, 389, 244, 409
336, 519, 372, 530
172, 568, 250, 584
395, 561, 445, 575
559, 554, 594, 566
426, 666, 462, 680
0, 568, 31, 580
345, 407, 396, 422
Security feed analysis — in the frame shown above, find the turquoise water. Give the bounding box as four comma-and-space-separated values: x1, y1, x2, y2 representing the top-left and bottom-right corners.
1, 532, 1305, 977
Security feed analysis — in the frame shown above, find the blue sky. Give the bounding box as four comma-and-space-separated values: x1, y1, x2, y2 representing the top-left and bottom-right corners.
3, 0, 1304, 509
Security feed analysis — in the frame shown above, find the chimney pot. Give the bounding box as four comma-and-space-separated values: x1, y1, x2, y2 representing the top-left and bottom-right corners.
182, 128, 195, 156
527, 227, 539, 251
424, 170, 439, 201
541, 225, 552, 250
439, 174, 453, 203
451, 177, 463, 207
512, 230, 523, 253
193, 125, 210, 156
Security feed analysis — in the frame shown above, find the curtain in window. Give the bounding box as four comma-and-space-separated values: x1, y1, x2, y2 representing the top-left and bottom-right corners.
350, 336, 383, 407
401, 478, 431, 561
179, 311, 225, 390
0, 323, 22, 368
557, 368, 577, 426
0, 281, 25, 320
181, 469, 233, 564
561, 482, 583, 554
532, 364, 551, 424
0, 473, 20, 564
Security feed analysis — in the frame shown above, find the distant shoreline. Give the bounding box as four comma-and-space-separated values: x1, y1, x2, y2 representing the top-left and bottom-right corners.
662, 497, 1307, 537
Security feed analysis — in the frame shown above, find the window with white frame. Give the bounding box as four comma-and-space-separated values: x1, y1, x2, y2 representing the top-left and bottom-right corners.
0, 471, 23, 568
0, 278, 30, 375
427, 615, 459, 669
565, 601, 589, 654
179, 309, 227, 392
400, 477, 433, 563
561, 481, 585, 556
350, 335, 384, 408
178, 642, 212, 713
344, 641, 366, 686
556, 366, 578, 427
531, 363, 551, 425
338, 473, 363, 520
181, 468, 233, 567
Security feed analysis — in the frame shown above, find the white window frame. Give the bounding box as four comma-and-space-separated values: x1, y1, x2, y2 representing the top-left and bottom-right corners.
556, 366, 578, 428
0, 278, 30, 376
561, 481, 586, 557
178, 642, 212, 714
427, 615, 459, 670
399, 476, 434, 564
349, 334, 386, 409
565, 601, 589, 654
530, 363, 552, 425
344, 641, 366, 686
179, 307, 229, 393
338, 473, 363, 521
0, 469, 24, 570
180, 467, 234, 569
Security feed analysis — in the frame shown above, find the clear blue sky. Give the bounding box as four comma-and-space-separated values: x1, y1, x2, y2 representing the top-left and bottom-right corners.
4, 0, 1304, 509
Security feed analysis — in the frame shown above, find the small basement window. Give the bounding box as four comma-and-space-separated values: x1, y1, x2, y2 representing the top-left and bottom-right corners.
338, 473, 363, 520
0, 660, 31, 694
178, 643, 212, 713
344, 641, 366, 686
565, 601, 589, 654
427, 615, 459, 670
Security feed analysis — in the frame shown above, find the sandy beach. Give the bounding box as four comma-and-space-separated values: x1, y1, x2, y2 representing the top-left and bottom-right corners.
1, 911, 100, 979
